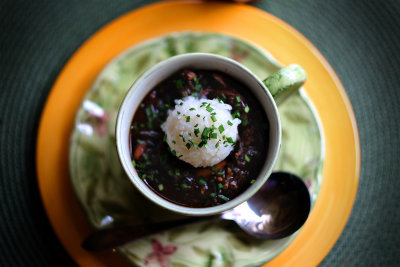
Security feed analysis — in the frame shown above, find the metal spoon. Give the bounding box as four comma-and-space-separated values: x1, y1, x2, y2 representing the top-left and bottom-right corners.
82, 172, 311, 251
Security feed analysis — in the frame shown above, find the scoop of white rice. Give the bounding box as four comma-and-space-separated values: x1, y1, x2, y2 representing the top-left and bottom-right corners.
161, 96, 241, 168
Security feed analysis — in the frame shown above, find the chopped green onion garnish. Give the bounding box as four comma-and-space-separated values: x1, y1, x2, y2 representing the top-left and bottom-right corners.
244, 106, 250, 113
226, 137, 234, 143
199, 179, 206, 186
218, 125, 224, 133
210, 132, 218, 139
186, 142, 191, 149
218, 183, 223, 189
172, 140, 176, 144
227, 120, 233, 126
243, 119, 248, 126
175, 169, 181, 176
215, 141, 220, 148
211, 115, 217, 122
245, 155, 251, 162
210, 193, 216, 197
250, 179, 256, 184
218, 195, 229, 202
175, 79, 183, 89
177, 111, 181, 115
181, 183, 188, 189
163, 134, 167, 142
179, 102, 183, 106
194, 128, 200, 137
194, 123, 199, 127
206, 106, 214, 112
201, 127, 210, 140
189, 107, 196, 111
158, 184, 164, 191
186, 116, 190, 122
232, 110, 240, 119
236, 96, 241, 103
196, 114, 200, 117
168, 170, 174, 176
132, 160, 136, 167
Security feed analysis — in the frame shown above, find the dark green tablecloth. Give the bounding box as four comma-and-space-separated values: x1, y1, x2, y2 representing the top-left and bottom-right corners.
1, 0, 399, 266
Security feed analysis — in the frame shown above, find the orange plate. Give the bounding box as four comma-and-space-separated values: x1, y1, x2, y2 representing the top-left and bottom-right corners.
36, 1, 360, 266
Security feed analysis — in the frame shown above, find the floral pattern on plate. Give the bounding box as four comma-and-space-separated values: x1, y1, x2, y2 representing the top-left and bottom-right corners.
69, 32, 323, 267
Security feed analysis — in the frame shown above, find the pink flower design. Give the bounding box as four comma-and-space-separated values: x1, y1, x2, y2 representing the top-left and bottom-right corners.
87, 111, 110, 137
144, 239, 178, 267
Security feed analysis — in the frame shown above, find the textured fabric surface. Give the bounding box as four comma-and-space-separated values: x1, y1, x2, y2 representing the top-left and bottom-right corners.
1, 0, 399, 266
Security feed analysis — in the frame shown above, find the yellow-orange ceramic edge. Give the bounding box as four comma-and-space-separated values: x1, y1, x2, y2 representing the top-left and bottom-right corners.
36, 1, 360, 266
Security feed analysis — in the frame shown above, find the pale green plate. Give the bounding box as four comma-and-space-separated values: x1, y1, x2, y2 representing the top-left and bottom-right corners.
69, 32, 323, 267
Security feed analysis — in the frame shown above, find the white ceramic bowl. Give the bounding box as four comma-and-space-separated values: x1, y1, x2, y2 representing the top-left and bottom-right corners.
116, 53, 281, 216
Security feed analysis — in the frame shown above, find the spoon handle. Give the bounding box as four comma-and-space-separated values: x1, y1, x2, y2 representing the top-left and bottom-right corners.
82, 216, 215, 251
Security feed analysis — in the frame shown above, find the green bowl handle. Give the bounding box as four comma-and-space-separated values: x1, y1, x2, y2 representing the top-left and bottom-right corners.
263, 64, 307, 105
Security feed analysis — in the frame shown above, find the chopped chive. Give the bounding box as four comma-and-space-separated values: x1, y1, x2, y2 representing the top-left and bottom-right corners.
186, 116, 190, 122
194, 128, 200, 137
141, 174, 147, 179
218, 183, 223, 189
217, 170, 224, 176
227, 120, 233, 126
244, 106, 250, 113
245, 155, 251, 162
189, 107, 196, 111
243, 119, 248, 126
158, 184, 164, 191
232, 110, 240, 119
210, 133, 218, 139
198, 179, 206, 186
218, 195, 230, 202
172, 140, 176, 144
206, 106, 214, 112
211, 166, 217, 171
174, 79, 184, 89
132, 160, 136, 167
204, 143, 209, 148
164, 103, 170, 109
168, 170, 174, 176
177, 111, 181, 115
186, 142, 191, 149
215, 141, 220, 148
210, 193, 216, 197
226, 137, 234, 143
217, 97, 222, 103
211, 112, 216, 116
218, 125, 225, 133
196, 114, 201, 117
250, 179, 256, 184
175, 169, 181, 176
181, 183, 188, 189
211, 115, 217, 122
236, 96, 241, 103
221, 93, 227, 100
201, 127, 211, 140
179, 102, 183, 106
163, 134, 167, 142
194, 123, 199, 127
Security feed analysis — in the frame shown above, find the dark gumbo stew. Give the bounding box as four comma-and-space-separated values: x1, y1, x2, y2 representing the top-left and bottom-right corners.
129, 69, 269, 207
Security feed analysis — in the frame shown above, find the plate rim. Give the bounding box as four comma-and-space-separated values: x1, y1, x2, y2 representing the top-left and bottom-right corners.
36, 1, 360, 267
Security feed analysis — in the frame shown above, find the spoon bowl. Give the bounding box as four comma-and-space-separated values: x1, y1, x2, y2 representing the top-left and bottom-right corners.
221, 172, 311, 239
82, 172, 311, 251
